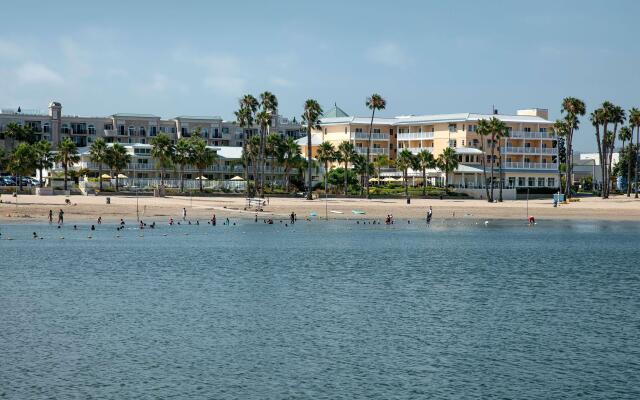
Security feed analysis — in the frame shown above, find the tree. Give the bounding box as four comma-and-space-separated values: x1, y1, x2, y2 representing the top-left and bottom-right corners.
281, 137, 301, 192
630, 107, 640, 198
551, 120, 570, 194
490, 117, 510, 202
301, 99, 323, 200
33, 140, 53, 188
106, 143, 131, 191
352, 154, 374, 196
235, 94, 259, 194
560, 97, 586, 199
607, 105, 626, 196
245, 134, 261, 188
416, 150, 436, 196
619, 126, 633, 196
257, 91, 278, 196
476, 119, 492, 200
174, 137, 193, 192
266, 132, 284, 187
316, 141, 336, 197
437, 147, 458, 188
150, 133, 174, 187
396, 149, 415, 198
89, 138, 108, 191
55, 138, 80, 191
373, 154, 391, 179
365, 94, 386, 199
337, 141, 356, 196
2, 123, 36, 149
190, 137, 218, 192
8, 143, 36, 191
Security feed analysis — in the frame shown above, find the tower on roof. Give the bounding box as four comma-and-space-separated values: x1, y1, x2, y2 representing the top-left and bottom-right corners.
322, 103, 349, 118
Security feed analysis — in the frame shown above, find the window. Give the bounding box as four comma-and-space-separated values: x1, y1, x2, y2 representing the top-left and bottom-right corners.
150, 126, 157, 136
88, 125, 96, 135
128, 126, 135, 135
373, 128, 381, 133
104, 123, 113, 130
181, 127, 188, 136
61, 124, 70, 134
525, 142, 531, 148
468, 124, 476, 132
202, 128, 208, 138
43, 123, 50, 133
528, 177, 535, 187
71, 123, 87, 134
540, 128, 547, 133
518, 177, 525, 187
461, 139, 465, 146
538, 178, 545, 187
524, 127, 531, 132
508, 177, 515, 188
171, 127, 176, 134
139, 126, 146, 136
355, 128, 363, 133
449, 140, 456, 147
222, 127, 229, 134
548, 178, 555, 187
118, 125, 125, 135
448, 124, 457, 132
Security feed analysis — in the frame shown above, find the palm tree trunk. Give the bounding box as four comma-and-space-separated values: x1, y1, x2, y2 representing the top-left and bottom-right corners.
180, 167, 184, 192
305, 126, 312, 200
116, 175, 119, 192
628, 137, 633, 197
489, 136, 495, 202
343, 161, 348, 196
366, 110, 375, 199
243, 129, 249, 196
39, 168, 44, 188
498, 148, 503, 202
64, 164, 68, 191
636, 126, 639, 198
566, 131, 572, 199
98, 163, 103, 191
422, 168, 427, 196
481, 145, 489, 200
404, 169, 408, 197
199, 169, 204, 192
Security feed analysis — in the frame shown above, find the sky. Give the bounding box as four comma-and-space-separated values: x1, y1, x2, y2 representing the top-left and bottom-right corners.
0, 0, 638, 152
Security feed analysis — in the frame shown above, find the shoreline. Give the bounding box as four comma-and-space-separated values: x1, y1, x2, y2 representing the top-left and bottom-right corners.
2, 194, 640, 224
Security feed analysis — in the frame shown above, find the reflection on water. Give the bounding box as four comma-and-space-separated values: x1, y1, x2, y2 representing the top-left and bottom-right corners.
1, 220, 639, 399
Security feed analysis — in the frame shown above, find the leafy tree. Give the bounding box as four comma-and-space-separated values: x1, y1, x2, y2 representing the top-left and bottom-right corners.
150, 133, 174, 187
105, 143, 131, 191
416, 150, 436, 196
281, 137, 301, 192
336, 141, 356, 196
437, 147, 458, 188
55, 138, 80, 191
301, 99, 323, 199
396, 149, 416, 197
316, 141, 336, 196
33, 140, 53, 188
89, 138, 108, 191
190, 137, 218, 192
8, 143, 36, 190
327, 167, 358, 188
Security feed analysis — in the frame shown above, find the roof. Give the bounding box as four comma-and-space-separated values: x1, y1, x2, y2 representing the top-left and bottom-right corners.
322, 103, 349, 118
319, 116, 397, 125
174, 115, 222, 121
454, 147, 484, 155
296, 135, 324, 146
320, 112, 551, 126
112, 113, 160, 119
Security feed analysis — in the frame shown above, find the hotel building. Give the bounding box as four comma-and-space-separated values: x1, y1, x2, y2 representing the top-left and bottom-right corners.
300, 104, 558, 189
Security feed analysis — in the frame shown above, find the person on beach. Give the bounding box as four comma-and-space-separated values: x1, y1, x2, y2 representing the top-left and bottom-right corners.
57, 209, 64, 225
426, 206, 433, 224
48, 210, 53, 224
120, 219, 125, 226
182, 208, 187, 221
33, 232, 38, 239
97, 216, 102, 224
211, 215, 216, 226
91, 225, 95, 231
290, 212, 295, 224
255, 213, 258, 223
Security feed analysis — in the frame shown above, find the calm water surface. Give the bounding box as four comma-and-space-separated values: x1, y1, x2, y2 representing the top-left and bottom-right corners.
1, 219, 639, 399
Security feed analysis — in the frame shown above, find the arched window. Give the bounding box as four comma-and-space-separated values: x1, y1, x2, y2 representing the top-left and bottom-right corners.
88, 124, 95, 135
128, 126, 135, 135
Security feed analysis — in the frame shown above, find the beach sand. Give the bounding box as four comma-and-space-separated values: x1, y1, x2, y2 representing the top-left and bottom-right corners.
1, 193, 640, 224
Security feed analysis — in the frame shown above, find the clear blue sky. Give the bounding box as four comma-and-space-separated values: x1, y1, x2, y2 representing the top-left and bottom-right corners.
0, 0, 638, 151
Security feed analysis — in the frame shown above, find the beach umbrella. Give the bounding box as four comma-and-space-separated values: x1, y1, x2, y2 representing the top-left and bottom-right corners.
369, 177, 380, 182
117, 173, 128, 179
382, 177, 396, 182
101, 174, 112, 179
230, 176, 244, 181
195, 176, 208, 180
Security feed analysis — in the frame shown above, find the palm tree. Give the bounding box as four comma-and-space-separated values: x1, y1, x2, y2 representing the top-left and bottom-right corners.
106, 143, 131, 192
437, 147, 459, 189
416, 150, 435, 196
8, 143, 36, 191
490, 118, 510, 202
33, 140, 53, 188
235, 94, 259, 193
629, 107, 640, 198
245, 134, 261, 188
3, 122, 23, 150
174, 137, 193, 192
337, 141, 356, 196
551, 120, 570, 194
316, 141, 336, 198
89, 138, 108, 191
150, 133, 174, 188
190, 137, 218, 192
352, 154, 374, 196
258, 92, 278, 196
255, 110, 272, 196
301, 99, 323, 200
476, 119, 492, 200
373, 154, 391, 180
55, 138, 80, 191
607, 105, 626, 196
265, 132, 284, 188
281, 137, 301, 192
619, 126, 633, 196
561, 97, 586, 199
396, 149, 415, 198
365, 94, 386, 199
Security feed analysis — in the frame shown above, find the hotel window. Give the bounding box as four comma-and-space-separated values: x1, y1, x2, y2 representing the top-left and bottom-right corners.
373, 128, 381, 133
524, 127, 531, 132
222, 127, 229, 134
355, 128, 363, 133
61, 124, 70, 134
525, 142, 531, 148
118, 125, 125, 135
538, 178, 545, 187
518, 177, 525, 187
171, 127, 176, 134
104, 123, 113, 130
43, 123, 50, 133
528, 177, 535, 187
540, 128, 547, 133
88, 125, 96, 135
449, 140, 457, 147
461, 139, 465, 146
128, 126, 135, 135
139, 126, 146, 136
547, 177, 555, 187
181, 127, 188, 136
149, 126, 157, 136
202, 128, 208, 138
448, 124, 457, 133
508, 177, 515, 188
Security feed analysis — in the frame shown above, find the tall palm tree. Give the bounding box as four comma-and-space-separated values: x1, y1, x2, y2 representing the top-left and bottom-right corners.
33, 140, 53, 188
485, 117, 502, 201
619, 126, 633, 196
437, 147, 458, 189
255, 110, 272, 196
235, 94, 259, 193
476, 119, 492, 200
258, 92, 278, 196
245, 134, 261, 187
629, 107, 640, 198
416, 150, 436, 196
190, 137, 218, 192
281, 137, 301, 192
337, 141, 356, 196
301, 99, 323, 200
106, 143, 131, 192
150, 133, 174, 188
316, 141, 336, 198
561, 97, 586, 199
352, 154, 374, 196
55, 138, 80, 191
373, 154, 391, 179
590, 108, 605, 197
608, 105, 626, 196
89, 138, 108, 191
490, 118, 510, 202
266, 132, 284, 188
396, 149, 415, 198
174, 138, 193, 192
365, 94, 386, 199
551, 120, 570, 195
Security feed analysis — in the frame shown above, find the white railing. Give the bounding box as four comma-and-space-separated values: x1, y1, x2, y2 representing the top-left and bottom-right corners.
401, 147, 433, 154
351, 132, 389, 140
397, 131, 434, 140
504, 162, 559, 170
355, 147, 389, 155
509, 130, 556, 139
502, 146, 557, 155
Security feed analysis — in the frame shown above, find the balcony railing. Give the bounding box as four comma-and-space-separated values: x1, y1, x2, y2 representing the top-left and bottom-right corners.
502, 146, 557, 155
509, 130, 556, 139
400, 147, 433, 155
504, 162, 559, 170
351, 132, 389, 141
355, 147, 389, 155
397, 132, 434, 141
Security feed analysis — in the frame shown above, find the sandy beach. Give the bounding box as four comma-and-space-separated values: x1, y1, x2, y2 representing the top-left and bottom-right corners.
1, 193, 640, 224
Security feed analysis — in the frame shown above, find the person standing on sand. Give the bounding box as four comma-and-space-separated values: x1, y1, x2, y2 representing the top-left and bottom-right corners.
182, 207, 187, 221
97, 216, 102, 224
57, 209, 64, 225
426, 206, 433, 224
211, 214, 216, 226
48, 210, 53, 224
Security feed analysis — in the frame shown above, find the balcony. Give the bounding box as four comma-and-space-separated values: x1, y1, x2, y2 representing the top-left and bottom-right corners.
400, 147, 433, 155
502, 146, 557, 155
355, 147, 389, 155
351, 132, 389, 141
504, 162, 559, 170
509, 130, 556, 139
397, 132, 434, 141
